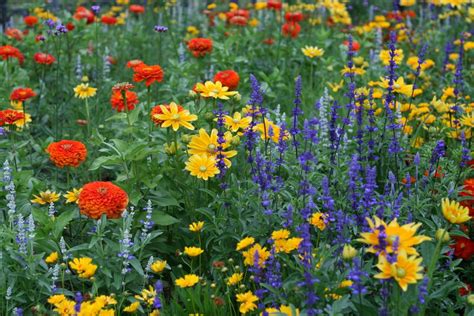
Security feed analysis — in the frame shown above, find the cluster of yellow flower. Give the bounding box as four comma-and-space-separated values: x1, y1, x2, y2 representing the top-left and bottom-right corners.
48, 294, 116, 316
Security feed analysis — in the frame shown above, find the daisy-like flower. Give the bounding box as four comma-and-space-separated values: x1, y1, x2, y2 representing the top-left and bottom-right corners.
187, 128, 237, 167
379, 48, 404, 65
175, 274, 199, 288
195, 81, 238, 100
189, 221, 204, 232
358, 216, 431, 256
271, 229, 290, 240
460, 112, 474, 128
301, 46, 324, 58
227, 272, 243, 286
185, 154, 220, 180
441, 198, 471, 224
154, 102, 197, 131
45, 252, 59, 264
224, 112, 252, 132
150, 259, 167, 273
64, 188, 82, 204
183, 246, 204, 257
375, 250, 423, 291
254, 118, 289, 143
134, 286, 157, 306
73, 83, 97, 99
236, 237, 255, 251
236, 291, 258, 314
242, 243, 270, 267
309, 212, 327, 231
123, 301, 140, 313
31, 190, 60, 205
69, 257, 97, 278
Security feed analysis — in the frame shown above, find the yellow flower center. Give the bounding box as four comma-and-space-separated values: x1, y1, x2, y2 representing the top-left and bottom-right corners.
387, 235, 398, 245
199, 166, 207, 172
208, 144, 216, 151
233, 118, 240, 123
396, 267, 406, 278
172, 114, 180, 120
394, 84, 401, 89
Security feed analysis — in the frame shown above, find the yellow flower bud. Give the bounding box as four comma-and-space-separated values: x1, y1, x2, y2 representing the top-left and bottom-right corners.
435, 228, 450, 242
342, 244, 358, 261
468, 294, 474, 305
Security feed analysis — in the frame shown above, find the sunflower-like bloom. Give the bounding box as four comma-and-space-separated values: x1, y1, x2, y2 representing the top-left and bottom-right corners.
358, 216, 431, 256
73, 83, 97, 99
185, 154, 220, 180
31, 190, 60, 205
189, 221, 204, 232
236, 291, 258, 314
10, 87, 36, 102
183, 246, 204, 257
227, 272, 243, 286
78, 181, 129, 219
45, 252, 59, 264
132, 64, 164, 86
175, 274, 199, 288
194, 81, 238, 100
242, 243, 270, 267
301, 46, 324, 58
370, 77, 422, 97
187, 128, 237, 166
150, 103, 184, 125
69, 257, 98, 278
224, 112, 252, 132
309, 212, 327, 230
134, 285, 157, 306
379, 48, 404, 65
64, 188, 83, 204
46, 140, 87, 168
123, 301, 140, 313
441, 198, 471, 224
150, 259, 167, 273
460, 112, 474, 128
236, 237, 255, 251
254, 118, 289, 143
375, 250, 423, 291
154, 102, 197, 131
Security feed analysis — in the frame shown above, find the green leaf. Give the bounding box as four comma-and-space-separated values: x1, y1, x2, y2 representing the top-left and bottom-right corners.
129, 258, 145, 276
151, 211, 180, 226
52, 209, 77, 239
89, 155, 122, 171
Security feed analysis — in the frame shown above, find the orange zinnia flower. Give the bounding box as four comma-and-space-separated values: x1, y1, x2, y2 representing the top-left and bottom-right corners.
129, 5, 145, 14
46, 140, 87, 168
110, 90, 139, 112
133, 64, 164, 87
5, 28, 24, 41
73, 6, 95, 24
126, 59, 144, 69
78, 181, 129, 219
0, 45, 24, 64
34, 52, 56, 65
24, 16, 39, 27
150, 103, 184, 125
187, 38, 213, 58
0, 109, 25, 126
10, 88, 36, 102
214, 70, 240, 91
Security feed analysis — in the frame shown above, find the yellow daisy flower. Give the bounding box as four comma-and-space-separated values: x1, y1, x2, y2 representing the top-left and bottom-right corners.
31, 190, 60, 205
195, 81, 238, 100
73, 83, 97, 99
154, 102, 197, 131
185, 154, 220, 180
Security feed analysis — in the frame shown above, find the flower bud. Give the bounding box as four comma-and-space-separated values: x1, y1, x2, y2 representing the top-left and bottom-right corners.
468, 294, 474, 305
189, 90, 197, 97
204, 112, 214, 121
342, 244, 357, 261
181, 134, 192, 144
221, 267, 228, 273
164, 142, 178, 155
435, 228, 450, 242
231, 135, 240, 146
233, 92, 241, 101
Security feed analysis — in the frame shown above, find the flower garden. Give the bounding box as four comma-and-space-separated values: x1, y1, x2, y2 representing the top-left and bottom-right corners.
0, 0, 473, 315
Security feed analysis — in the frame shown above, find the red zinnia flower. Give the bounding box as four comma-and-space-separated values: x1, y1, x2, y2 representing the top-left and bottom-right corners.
129, 5, 145, 14
73, 6, 95, 24
229, 16, 248, 26
187, 38, 213, 58
460, 284, 472, 296
0, 45, 24, 64
451, 236, 474, 261
10, 88, 36, 102
285, 12, 303, 23
343, 40, 361, 52
101, 16, 117, 25
78, 181, 129, 219
126, 59, 144, 69
66, 22, 76, 31
34, 52, 56, 65
24, 15, 39, 27
214, 70, 240, 91
460, 178, 474, 216
133, 64, 164, 87
267, 0, 282, 10
282, 22, 301, 38
5, 28, 24, 41
110, 90, 139, 112
150, 104, 184, 125
0, 109, 25, 126
46, 140, 87, 168
263, 38, 275, 45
